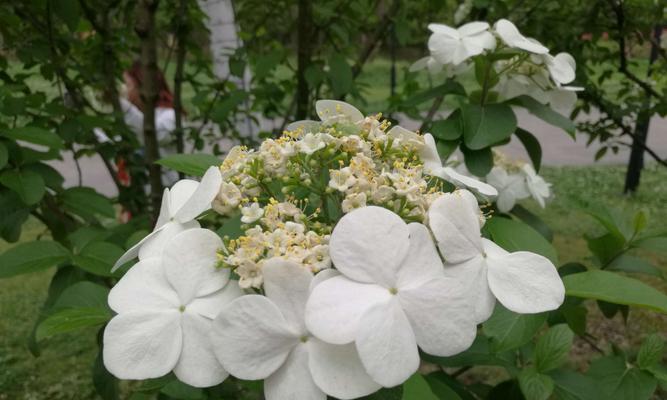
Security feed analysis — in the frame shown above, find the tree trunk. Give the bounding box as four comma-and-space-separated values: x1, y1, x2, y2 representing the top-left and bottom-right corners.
173, 0, 188, 179
623, 24, 661, 193
135, 0, 164, 220
295, 0, 312, 120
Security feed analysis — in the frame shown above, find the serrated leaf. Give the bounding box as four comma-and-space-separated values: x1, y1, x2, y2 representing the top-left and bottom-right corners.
534, 324, 574, 372
563, 270, 667, 314
156, 154, 221, 177
0, 240, 70, 278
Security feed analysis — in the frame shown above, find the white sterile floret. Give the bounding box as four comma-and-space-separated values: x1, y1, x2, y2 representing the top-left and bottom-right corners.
485, 166, 530, 212
421, 133, 498, 197
427, 21, 496, 66
112, 166, 222, 271
241, 202, 264, 224
211, 259, 381, 400
543, 52, 576, 86
521, 164, 552, 208
305, 206, 477, 387
493, 19, 549, 54
103, 228, 243, 387
428, 190, 565, 324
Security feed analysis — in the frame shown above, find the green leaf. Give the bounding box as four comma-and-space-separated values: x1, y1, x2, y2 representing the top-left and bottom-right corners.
0, 169, 45, 205
510, 204, 553, 242
587, 356, 657, 400
53, 281, 110, 310
160, 380, 205, 399
53, 0, 81, 31
156, 154, 221, 177
585, 206, 632, 242
2, 126, 64, 150
562, 270, 667, 313
607, 254, 664, 279
515, 128, 542, 172
424, 372, 471, 400
24, 162, 64, 190
0, 240, 70, 278
401, 374, 438, 400
0, 189, 30, 242
61, 187, 115, 219
402, 80, 466, 108
511, 95, 575, 137
35, 307, 110, 341
461, 145, 493, 177
549, 369, 600, 400
0, 141, 8, 169
93, 348, 119, 400
560, 304, 588, 336
73, 242, 124, 277
633, 236, 667, 254
534, 324, 574, 372
483, 304, 547, 352
430, 110, 462, 141
484, 216, 558, 264
637, 334, 664, 370
461, 103, 517, 150
210, 90, 249, 123
518, 367, 554, 400
328, 54, 353, 98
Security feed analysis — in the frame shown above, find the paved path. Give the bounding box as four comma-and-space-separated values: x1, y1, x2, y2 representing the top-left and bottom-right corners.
48, 110, 667, 197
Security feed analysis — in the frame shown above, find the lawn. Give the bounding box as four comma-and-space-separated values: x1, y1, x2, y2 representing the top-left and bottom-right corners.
1, 163, 666, 398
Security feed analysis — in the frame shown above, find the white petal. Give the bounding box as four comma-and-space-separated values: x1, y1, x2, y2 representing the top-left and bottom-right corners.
397, 223, 445, 289
355, 300, 419, 387
263, 258, 313, 333
169, 179, 200, 214
305, 276, 391, 345
399, 277, 476, 356
494, 19, 548, 54
409, 56, 430, 72
112, 224, 167, 272
428, 23, 459, 37
174, 166, 222, 222
458, 21, 490, 36
103, 310, 182, 380
308, 339, 381, 399
265, 344, 325, 400
444, 256, 496, 323
441, 167, 498, 197
548, 89, 577, 115
428, 190, 484, 263
286, 120, 320, 133
155, 188, 172, 229
487, 246, 565, 314
315, 100, 364, 123
420, 133, 443, 174
309, 268, 341, 292
138, 220, 200, 260
187, 280, 244, 319
211, 295, 298, 380
163, 228, 229, 304
329, 206, 410, 286
547, 53, 576, 85
108, 258, 180, 314
387, 125, 421, 144
174, 312, 228, 387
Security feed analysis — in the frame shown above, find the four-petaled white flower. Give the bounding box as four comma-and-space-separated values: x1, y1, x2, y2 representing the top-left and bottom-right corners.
103, 228, 243, 387
305, 206, 477, 387
428, 22, 496, 66
485, 166, 530, 212
211, 259, 381, 400
494, 19, 549, 54
241, 202, 264, 224
112, 166, 222, 271
521, 164, 551, 208
421, 133, 498, 197
428, 190, 564, 324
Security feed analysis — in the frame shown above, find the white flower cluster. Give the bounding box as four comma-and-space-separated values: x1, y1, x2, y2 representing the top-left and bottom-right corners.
103, 100, 565, 399
485, 153, 552, 212
412, 19, 582, 115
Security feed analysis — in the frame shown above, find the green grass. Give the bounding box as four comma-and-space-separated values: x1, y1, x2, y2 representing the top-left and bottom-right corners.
1, 165, 666, 398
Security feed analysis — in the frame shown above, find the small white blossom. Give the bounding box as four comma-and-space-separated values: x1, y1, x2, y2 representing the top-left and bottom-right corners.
342, 192, 367, 213
427, 21, 496, 66
241, 203, 264, 224
328, 167, 357, 192
299, 133, 327, 155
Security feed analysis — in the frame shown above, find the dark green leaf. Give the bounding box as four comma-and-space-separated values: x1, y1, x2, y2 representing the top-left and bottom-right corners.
510, 204, 553, 242
53, 281, 110, 310
586, 233, 625, 266
3, 126, 64, 150
563, 270, 667, 313
484, 216, 558, 264
587, 356, 657, 400
518, 367, 554, 400
461, 103, 517, 150
424, 371, 476, 400
549, 369, 600, 400
73, 241, 124, 277
0, 240, 70, 278
515, 128, 542, 172
607, 254, 664, 278
534, 324, 574, 372
461, 145, 493, 177
328, 54, 353, 98
0, 189, 29, 242
585, 206, 632, 242
93, 348, 119, 400
160, 380, 205, 399
24, 162, 64, 190
156, 153, 221, 177
430, 110, 462, 140
637, 334, 664, 369
560, 304, 588, 336
436, 140, 459, 162
53, 0, 81, 31
0, 141, 8, 169
0, 169, 45, 205
422, 335, 517, 371
401, 373, 438, 400
61, 187, 115, 219
511, 95, 575, 137
35, 307, 111, 341
483, 304, 547, 352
